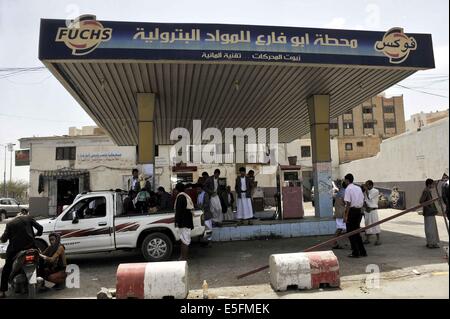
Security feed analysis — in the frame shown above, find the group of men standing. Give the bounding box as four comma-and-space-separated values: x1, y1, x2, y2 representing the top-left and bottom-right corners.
196, 167, 256, 243
174, 167, 257, 259
333, 174, 382, 258
335, 172, 449, 258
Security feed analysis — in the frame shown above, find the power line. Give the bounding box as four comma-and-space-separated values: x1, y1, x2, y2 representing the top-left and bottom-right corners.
0, 67, 46, 72
394, 84, 449, 98
0, 67, 47, 80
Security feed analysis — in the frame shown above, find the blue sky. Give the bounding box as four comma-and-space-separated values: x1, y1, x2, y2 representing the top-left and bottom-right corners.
0, 0, 448, 182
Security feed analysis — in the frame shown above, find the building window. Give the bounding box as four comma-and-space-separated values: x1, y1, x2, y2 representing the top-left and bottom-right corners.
175, 145, 194, 162
62, 197, 106, 221
357, 141, 364, 147
385, 121, 396, 128
344, 110, 352, 115
329, 122, 338, 130
345, 143, 353, 151
56, 147, 76, 160
301, 146, 311, 158
344, 122, 354, 129
383, 106, 395, 113
362, 107, 373, 114
363, 122, 374, 129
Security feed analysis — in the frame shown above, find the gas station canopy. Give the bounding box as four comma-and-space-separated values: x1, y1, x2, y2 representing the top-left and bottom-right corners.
39, 16, 435, 145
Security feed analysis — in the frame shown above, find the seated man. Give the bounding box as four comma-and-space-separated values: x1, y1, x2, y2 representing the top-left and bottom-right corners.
39, 233, 67, 289
157, 186, 173, 211
0, 211, 43, 298
135, 187, 151, 214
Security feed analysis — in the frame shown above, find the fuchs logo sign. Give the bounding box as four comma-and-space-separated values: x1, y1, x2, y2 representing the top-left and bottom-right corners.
375, 27, 417, 64
55, 15, 112, 55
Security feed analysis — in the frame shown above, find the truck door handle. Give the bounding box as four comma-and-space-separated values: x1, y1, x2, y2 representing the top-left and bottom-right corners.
98, 222, 107, 226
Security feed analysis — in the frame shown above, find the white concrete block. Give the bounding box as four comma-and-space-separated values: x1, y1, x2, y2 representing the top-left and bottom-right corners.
269, 253, 312, 291
144, 261, 188, 299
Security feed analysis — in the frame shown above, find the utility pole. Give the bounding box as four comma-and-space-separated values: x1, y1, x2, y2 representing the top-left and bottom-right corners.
8, 143, 15, 183
2, 144, 6, 197
2, 143, 16, 197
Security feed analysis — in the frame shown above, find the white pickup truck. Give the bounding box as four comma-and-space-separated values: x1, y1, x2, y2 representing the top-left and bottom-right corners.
2, 190, 209, 262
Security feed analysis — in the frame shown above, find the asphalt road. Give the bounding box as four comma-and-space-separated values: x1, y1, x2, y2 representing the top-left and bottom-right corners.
0, 208, 448, 299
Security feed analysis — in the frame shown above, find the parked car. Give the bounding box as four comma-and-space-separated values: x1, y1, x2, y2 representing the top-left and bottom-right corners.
1, 190, 209, 262
0, 198, 29, 221
311, 181, 339, 207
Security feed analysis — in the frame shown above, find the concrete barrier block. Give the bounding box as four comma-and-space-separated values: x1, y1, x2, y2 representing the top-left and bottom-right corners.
116, 261, 188, 299
269, 251, 340, 291
270, 253, 312, 291
308, 251, 340, 289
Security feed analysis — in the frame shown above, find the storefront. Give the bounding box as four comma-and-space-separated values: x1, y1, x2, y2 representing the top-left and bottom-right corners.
20, 131, 137, 216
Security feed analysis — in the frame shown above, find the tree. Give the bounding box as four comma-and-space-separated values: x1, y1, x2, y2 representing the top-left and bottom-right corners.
0, 180, 29, 203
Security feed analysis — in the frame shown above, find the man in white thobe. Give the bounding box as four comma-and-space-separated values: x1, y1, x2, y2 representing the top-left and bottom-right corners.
363, 180, 381, 245
235, 167, 253, 224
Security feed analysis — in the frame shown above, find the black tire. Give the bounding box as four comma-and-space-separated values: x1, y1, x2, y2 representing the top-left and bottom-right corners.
0, 210, 6, 222
141, 232, 173, 262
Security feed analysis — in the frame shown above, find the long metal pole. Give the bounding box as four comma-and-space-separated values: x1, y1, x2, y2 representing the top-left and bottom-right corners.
237, 197, 440, 279
9, 145, 13, 183
3, 145, 6, 197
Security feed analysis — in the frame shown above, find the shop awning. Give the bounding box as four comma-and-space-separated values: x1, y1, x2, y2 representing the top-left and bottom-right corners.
40, 168, 89, 178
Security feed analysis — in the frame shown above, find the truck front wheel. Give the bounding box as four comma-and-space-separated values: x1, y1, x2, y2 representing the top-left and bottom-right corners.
141, 232, 173, 262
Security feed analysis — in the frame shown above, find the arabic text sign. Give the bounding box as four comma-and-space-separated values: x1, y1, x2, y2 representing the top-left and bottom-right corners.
78, 151, 122, 161
15, 150, 30, 166
39, 19, 434, 68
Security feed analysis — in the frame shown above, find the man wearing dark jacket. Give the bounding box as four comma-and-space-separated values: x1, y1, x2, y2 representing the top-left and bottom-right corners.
204, 169, 223, 224
235, 167, 254, 223
0, 213, 43, 297
174, 183, 194, 260
157, 186, 173, 211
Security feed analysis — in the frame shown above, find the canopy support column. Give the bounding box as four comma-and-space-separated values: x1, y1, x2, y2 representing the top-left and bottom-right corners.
308, 95, 333, 218
137, 93, 156, 189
